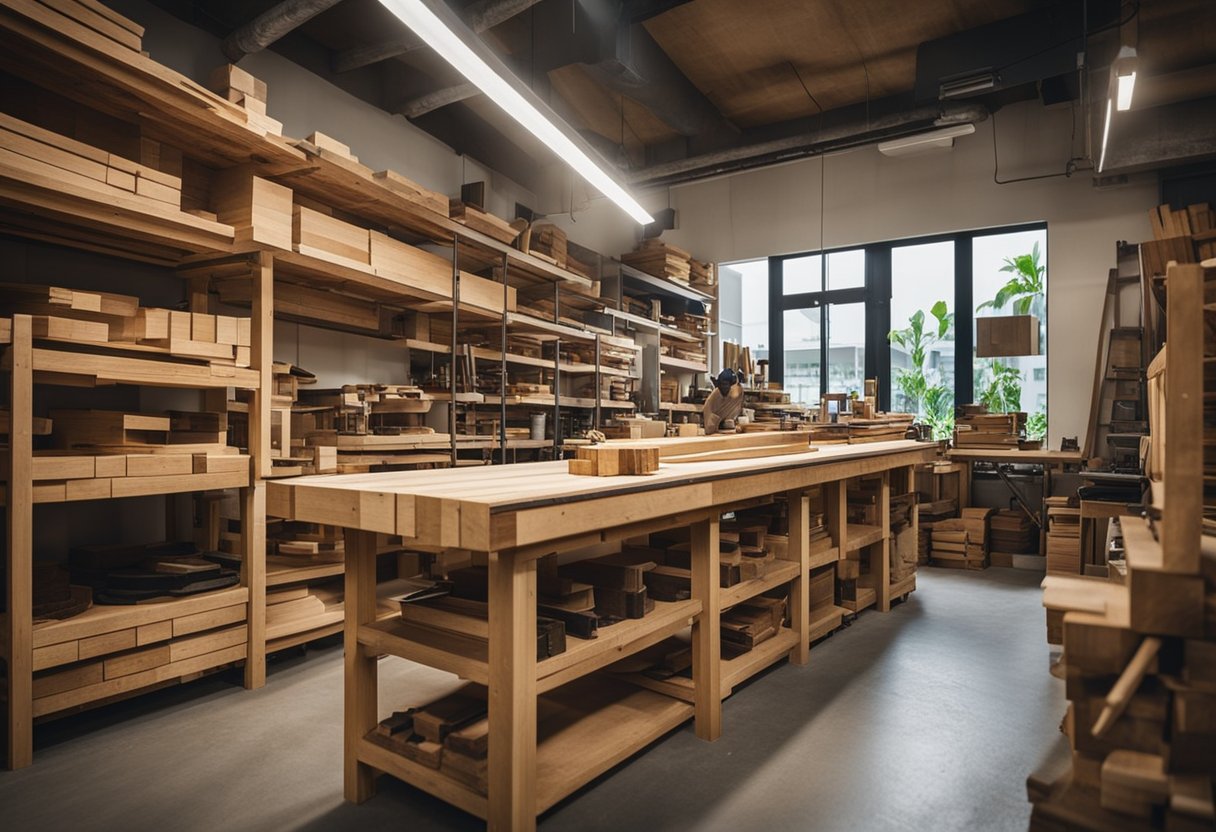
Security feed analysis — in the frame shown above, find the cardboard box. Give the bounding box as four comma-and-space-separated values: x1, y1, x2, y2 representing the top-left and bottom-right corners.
976, 314, 1040, 357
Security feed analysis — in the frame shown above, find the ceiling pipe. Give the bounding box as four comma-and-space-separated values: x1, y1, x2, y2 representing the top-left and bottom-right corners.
222, 0, 345, 62
626, 103, 989, 187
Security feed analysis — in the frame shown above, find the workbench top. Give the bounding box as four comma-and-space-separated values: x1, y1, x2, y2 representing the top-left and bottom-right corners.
267, 440, 936, 551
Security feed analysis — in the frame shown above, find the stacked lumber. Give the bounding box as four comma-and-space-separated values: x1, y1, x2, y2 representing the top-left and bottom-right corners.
931, 508, 993, 569
205, 64, 281, 136
805, 414, 914, 444
1029, 524, 1216, 828
34, 0, 144, 52
1140, 202, 1214, 278
268, 522, 345, 564
527, 223, 567, 265
265, 582, 344, 640
720, 594, 786, 656
559, 553, 656, 622
29, 579, 247, 718
404, 569, 575, 648
373, 685, 488, 778
1, 284, 252, 367
722, 341, 755, 379
621, 238, 693, 284
51, 409, 228, 452
371, 168, 450, 217
1046, 496, 1082, 574
450, 200, 519, 245
954, 405, 1026, 449
689, 258, 714, 290
0, 111, 184, 210
989, 510, 1038, 565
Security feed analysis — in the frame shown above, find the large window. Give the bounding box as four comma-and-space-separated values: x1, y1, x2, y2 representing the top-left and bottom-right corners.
722, 223, 1047, 433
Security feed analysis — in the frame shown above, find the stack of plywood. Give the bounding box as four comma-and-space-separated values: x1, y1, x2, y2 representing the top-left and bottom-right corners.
265, 582, 343, 640
1, 284, 252, 367
931, 508, 992, 569
0, 113, 183, 210
805, 415, 914, 444
37, 0, 144, 52
371, 168, 450, 217
1140, 202, 1214, 277
1046, 496, 1082, 574
954, 405, 1026, 449
689, 259, 714, 290
527, 223, 567, 265
621, 238, 693, 284
989, 510, 1038, 566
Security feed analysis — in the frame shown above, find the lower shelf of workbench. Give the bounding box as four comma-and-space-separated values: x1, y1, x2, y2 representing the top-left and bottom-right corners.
358, 673, 694, 819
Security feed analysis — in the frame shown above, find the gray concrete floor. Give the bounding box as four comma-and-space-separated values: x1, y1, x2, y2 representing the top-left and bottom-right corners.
0, 567, 1064, 831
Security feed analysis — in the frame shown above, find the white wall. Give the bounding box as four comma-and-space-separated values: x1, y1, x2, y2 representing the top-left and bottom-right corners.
551, 101, 1159, 445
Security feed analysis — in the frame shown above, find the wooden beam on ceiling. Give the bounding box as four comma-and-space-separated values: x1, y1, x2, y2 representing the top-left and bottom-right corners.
397, 81, 480, 118
332, 0, 543, 72
222, 0, 346, 62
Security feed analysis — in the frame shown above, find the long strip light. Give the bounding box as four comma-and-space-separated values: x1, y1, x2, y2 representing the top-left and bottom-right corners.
379, 0, 654, 225
1100, 45, 1138, 173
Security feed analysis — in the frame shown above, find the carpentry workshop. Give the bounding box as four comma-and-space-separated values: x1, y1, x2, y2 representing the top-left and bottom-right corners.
0, 0, 1213, 829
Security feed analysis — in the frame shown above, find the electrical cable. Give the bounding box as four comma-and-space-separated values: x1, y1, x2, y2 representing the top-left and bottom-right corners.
991, 108, 1092, 185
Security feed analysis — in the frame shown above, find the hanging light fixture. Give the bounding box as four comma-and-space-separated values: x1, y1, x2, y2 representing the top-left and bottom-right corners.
379, 0, 653, 224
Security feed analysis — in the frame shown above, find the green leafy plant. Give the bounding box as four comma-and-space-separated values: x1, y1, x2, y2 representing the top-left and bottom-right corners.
977, 360, 1023, 414
1026, 409, 1047, 440
976, 240, 1045, 318
888, 301, 954, 439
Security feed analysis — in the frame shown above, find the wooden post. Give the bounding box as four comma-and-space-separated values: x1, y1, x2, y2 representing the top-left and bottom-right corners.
344, 528, 380, 802
1162, 263, 1202, 571
5, 315, 33, 769
242, 252, 273, 688
691, 516, 721, 740
785, 490, 810, 664
487, 551, 537, 831
825, 479, 847, 556
877, 470, 892, 611
908, 464, 919, 578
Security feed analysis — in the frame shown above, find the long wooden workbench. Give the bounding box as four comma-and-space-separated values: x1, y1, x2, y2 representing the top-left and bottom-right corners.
268, 439, 937, 829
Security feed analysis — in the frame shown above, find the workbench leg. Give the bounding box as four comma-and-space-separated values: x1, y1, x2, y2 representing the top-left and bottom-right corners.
877, 471, 892, 612
344, 529, 379, 803
241, 482, 266, 689
785, 491, 810, 665
6, 315, 33, 769
1040, 465, 1053, 557
825, 480, 847, 557
959, 462, 972, 510
487, 551, 537, 831
691, 517, 721, 739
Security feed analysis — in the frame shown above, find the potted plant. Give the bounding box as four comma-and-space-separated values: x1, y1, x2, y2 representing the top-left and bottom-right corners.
888, 301, 955, 439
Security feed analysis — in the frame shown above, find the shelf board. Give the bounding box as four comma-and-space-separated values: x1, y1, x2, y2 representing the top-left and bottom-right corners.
30, 346, 260, 389
720, 627, 799, 695
482, 394, 635, 410
266, 620, 343, 653
266, 608, 344, 641
809, 605, 847, 641
506, 312, 597, 343
659, 401, 702, 413
840, 588, 877, 613
890, 573, 917, 599
660, 355, 709, 373
658, 327, 703, 343
359, 675, 691, 819
21, 468, 250, 505
535, 598, 700, 694
720, 560, 801, 608
618, 263, 714, 303
265, 558, 345, 587
32, 586, 249, 649
845, 523, 885, 552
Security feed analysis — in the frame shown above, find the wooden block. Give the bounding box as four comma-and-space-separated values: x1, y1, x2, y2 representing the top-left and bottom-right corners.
30, 314, 110, 344
169, 625, 246, 662
214, 315, 238, 346
172, 603, 246, 637
306, 131, 354, 159
105, 165, 136, 192
211, 169, 293, 251
125, 454, 195, 477
78, 627, 137, 660
136, 620, 173, 646
32, 661, 104, 698
94, 455, 127, 477
169, 309, 191, 340
293, 204, 370, 264
134, 174, 180, 207
207, 64, 266, 100
32, 640, 79, 671
104, 643, 171, 679
191, 312, 217, 343
65, 477, 112, 500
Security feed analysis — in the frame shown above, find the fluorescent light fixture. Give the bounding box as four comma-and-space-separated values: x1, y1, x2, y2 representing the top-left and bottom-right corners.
1116, 71, 1136, 110
1098, 98, 1112, 173
1113, 46, 1138, 111
378, 0, 653, 225
877, 124, 976, 157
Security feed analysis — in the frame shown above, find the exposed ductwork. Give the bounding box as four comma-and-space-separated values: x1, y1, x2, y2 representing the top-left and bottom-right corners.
222, 0, 345, 63
626, 103, 990, 187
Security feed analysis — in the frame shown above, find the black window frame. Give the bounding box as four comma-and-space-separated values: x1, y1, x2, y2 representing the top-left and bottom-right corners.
765, 221, 1048, 412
